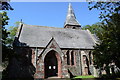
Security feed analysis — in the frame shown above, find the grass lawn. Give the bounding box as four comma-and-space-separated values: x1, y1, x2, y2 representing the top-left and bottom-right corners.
74, 75, 95, 79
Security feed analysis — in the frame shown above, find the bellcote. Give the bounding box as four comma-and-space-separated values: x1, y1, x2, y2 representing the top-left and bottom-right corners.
64, 3, 81, 29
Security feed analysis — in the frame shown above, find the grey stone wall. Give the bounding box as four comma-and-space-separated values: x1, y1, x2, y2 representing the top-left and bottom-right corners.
61, 50, 82, 77
80, 50, 94, 75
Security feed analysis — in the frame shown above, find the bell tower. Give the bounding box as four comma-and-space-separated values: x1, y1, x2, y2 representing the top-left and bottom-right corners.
64, 3, 81, 29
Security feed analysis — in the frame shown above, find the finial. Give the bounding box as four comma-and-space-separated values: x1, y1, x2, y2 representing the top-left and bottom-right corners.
69, 2, 71, 5
68, 2, 72, 10
69, 2, 72, 6
20, 19, 22, 23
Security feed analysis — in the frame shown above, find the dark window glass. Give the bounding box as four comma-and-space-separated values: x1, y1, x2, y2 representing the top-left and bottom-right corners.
71, 51, 74, 65
67, 51, 70, 65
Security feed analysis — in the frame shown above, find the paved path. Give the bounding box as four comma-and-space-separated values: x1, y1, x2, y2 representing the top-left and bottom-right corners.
44, 76, 67, 80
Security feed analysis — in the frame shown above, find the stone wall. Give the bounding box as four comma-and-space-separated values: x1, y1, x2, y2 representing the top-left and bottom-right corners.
13, 47, 94, 79
62, 50, 82, 77
80, 50, 94, 75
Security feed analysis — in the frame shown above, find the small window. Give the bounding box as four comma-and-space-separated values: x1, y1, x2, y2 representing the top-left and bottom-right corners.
73, 27, 76, 29
53, 66, 56, 69
67, 50, 70, 65
89, 51, 92, 65
71, 51, 74, 65
49, 66, 51, 69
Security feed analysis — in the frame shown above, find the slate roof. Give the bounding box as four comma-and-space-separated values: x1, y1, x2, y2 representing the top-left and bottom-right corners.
64, 3, 80, 27
15, 23, 96, 49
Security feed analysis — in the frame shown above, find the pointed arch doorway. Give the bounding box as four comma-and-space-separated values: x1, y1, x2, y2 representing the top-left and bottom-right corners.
44, 50, 61, 78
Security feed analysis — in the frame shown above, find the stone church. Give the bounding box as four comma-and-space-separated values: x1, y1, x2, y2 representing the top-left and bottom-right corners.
13, 3, 97, 79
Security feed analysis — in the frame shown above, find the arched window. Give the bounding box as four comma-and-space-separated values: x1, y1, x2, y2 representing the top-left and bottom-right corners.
71, 51, 74, 65
67, 50, 70, 65
89, 51, 92, 65
67, 50, 75, 66
73, 27, 76, 29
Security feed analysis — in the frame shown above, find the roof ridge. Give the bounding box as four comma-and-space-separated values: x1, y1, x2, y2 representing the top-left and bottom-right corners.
23, 23, 63, 29
23, 23, 83, 31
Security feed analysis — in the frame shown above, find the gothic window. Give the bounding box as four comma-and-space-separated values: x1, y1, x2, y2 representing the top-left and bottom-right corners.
67, 50, 75, 66
67, 50, 70, 65
71, 51, 74, 65
89, 51, 92, 65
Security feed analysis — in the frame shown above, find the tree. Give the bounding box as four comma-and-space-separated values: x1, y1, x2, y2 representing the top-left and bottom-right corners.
82, 22, 103, 34
1, 11, 9, 61
0, 0, 14, 10
88, 2, 120, 21
94, 13, 120, 76
1, 11, 20, 68
6, 21, 20, 48
1, 11, 13, 68
88, 2, 120, 76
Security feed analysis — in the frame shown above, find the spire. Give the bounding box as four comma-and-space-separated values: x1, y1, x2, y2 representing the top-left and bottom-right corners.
64, 3, 81, 29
